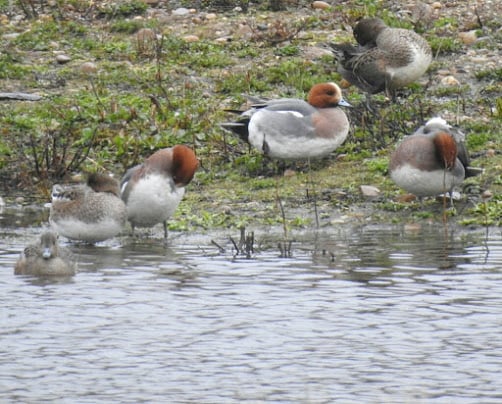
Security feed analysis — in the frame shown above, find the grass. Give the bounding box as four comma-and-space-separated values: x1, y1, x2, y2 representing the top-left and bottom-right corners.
0, 0, 501, 229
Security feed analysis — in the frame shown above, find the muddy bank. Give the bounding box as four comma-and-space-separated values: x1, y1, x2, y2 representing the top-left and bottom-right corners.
0, 0, 500, 229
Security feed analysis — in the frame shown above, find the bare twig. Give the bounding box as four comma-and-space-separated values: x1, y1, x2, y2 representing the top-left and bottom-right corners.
211, 239, 226, 253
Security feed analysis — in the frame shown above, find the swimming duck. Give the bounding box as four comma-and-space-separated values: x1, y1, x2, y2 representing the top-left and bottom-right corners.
50, 173, 127, 243
120, 145, 199, 239
389, 117, 482, 201
330, 18, 432, 100
221, 82, 351, 159
14, 231, 77, 276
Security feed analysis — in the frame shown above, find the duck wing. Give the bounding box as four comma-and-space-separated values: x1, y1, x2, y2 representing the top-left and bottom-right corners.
331, 43, 387, 94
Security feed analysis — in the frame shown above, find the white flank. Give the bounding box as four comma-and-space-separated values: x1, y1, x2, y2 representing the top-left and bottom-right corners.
125, 173, 184, 227
391, 164, 462, 197
51, 217, 123, 243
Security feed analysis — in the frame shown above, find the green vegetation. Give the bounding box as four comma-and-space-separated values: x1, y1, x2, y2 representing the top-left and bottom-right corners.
462, 195, 502, 227
96, 0, 147, 18
0, 0, 500, 230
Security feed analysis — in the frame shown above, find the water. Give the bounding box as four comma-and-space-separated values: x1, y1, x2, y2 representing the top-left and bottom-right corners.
1, 206, 502, 403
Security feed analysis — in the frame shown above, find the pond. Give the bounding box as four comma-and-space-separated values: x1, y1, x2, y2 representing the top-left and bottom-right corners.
1, 203, 501, 403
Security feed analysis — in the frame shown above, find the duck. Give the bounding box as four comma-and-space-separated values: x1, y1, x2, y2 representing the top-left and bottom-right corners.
389, 117, 482, 202
14, 231, 77, 276
220, 82, 351, 160
330, 17, 432, 101
120, 145, 199, 239
50, 173, 127, 243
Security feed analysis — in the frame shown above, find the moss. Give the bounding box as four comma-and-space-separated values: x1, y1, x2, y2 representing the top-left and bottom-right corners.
427, 36, 463, 54
475, 67, 502, 81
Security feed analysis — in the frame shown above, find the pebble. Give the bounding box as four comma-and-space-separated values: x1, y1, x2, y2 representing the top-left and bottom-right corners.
183, 35, 200, 42
360, 185, 380, 197
215, 37, 231, 44
312, 1, 331, 10
397, 194, 417, 203
172, 7, 190, 16
55, 54, 71, 64
136, 28, 156, 42
330, 215, 350, 225
440, 75, 460, 86
11, 14, 23, 23
458, 30, 477, 45
410, 2, 433, 24
235, 23, 253, 39
80, 62, 98, 74
486, 148, 496, 158
436, 69, 451, 76
3, 32, 20, 40
173, 7, 196, 17
404, 223, 422, 233
303, 46, 332, 60
481, 190, 493, 200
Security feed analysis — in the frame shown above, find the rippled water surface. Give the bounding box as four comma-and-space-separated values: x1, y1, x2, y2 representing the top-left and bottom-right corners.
1, 208, 502, 403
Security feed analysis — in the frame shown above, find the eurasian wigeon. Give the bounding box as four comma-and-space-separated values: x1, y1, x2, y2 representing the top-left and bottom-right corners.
331, 18, 432, 100
389, 117, 482, 202
14, 231, 77, 276
120, 145, 199, 239
221, 82, 351, 159
50, 173, 127, 243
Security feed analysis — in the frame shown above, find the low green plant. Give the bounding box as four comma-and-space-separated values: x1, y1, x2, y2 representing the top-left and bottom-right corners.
96, 0, 147, 18
430, 85, 470, 97
462, 196, 502, 226
365, 157, 388, 175
427, 36, 463, 54
2, 101, 97, 184
475, 67, 502, 81
274, 44, 300, 57
109, 19, 145, 34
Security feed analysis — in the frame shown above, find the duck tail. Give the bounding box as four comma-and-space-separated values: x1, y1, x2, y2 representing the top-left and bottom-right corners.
329, 42, 359, 61
220, 120, 250, 143
465, 166, 484, 178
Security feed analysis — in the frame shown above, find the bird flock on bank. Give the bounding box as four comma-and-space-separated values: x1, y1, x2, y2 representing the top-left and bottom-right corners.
15, 17, 483, 276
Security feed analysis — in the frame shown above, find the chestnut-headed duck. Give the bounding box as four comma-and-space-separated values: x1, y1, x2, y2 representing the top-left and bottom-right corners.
389, 117, 482, 201
120, 145, 199, 239
331, 18, 432, 100
221, 82, 351, 160
50, 173, 127, 243
15, 231, 77, 276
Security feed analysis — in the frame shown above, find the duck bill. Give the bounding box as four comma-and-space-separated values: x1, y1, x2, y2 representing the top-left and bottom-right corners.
42, 248, 52, 259
338, 98, 352, 107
